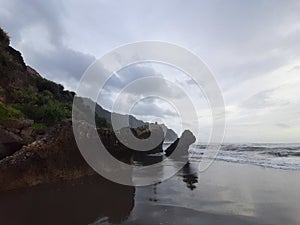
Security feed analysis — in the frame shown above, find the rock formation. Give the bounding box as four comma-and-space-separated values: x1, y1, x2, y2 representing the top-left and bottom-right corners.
165, 130, 196, 157
0, 119, 34, 159
0, 119, 195, 191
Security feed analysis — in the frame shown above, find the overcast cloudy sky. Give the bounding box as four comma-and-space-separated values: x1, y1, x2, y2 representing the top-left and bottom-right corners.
1, 0, 300, 143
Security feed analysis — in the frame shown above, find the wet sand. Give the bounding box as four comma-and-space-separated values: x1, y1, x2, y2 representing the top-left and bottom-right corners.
1, 161, 300, 225
122, 161, 300, 225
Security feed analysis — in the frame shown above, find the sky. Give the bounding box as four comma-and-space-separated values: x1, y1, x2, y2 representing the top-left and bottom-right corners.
0, 0, 300, 143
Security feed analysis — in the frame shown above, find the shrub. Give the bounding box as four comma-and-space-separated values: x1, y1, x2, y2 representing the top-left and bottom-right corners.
0, 103, 23, 121
31, 123, 46, 131
9, 88, 38, 104
43, 102, 68, 124
19, 101, 69, 125
95, 114, 111, 128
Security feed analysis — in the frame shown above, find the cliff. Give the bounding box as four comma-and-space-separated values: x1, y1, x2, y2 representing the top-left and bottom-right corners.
0, 27, 196, 190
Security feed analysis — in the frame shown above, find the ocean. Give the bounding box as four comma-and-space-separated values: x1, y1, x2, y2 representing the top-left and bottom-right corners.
189, 143, 300, 170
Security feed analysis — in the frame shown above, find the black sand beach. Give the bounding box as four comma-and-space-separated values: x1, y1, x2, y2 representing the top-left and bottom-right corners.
120, 160, 300, 225
1, 160, 299, 225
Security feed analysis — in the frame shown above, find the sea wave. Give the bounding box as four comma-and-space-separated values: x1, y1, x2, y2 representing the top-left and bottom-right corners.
189, 143, 300, 170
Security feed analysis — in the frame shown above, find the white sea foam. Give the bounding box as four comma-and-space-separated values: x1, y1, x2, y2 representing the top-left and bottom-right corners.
189, 143, 300, 170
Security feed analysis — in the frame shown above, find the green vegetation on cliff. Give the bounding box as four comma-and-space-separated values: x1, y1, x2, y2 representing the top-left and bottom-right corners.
0, 27, 109, 128
0, 103, 23, 121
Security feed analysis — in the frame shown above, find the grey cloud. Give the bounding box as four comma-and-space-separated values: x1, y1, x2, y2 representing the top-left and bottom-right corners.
116, 65, 184, 99
0, 0, 65, 45
219, 28, 300, 92
0, 0, 95, 90
104, 64, 161, 90
131, 99, 177, 118
21, 45, 95, 81
241, 88, 289, 109
99, 64, 185, 107
241, 89, 274, 109
289, 65, 300, 72
275, 123, 290, 129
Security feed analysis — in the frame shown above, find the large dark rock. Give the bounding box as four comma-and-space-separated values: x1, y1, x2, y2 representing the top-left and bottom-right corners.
0, 120, 94, 190
0, 119, 195, 190
165, 130, 196, 157
0, 119, 34, 160
117, 124, 165, 155
0, 120, 155, 190
0, 142, 23, 160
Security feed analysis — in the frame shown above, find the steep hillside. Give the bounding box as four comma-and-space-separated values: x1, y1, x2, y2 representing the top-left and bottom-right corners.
80, 97, 178, 141
0, 27, 107, 159
0, 26, 177, 161
0, 28, 75, 126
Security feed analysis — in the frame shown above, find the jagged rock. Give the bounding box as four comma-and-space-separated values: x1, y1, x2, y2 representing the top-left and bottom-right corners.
0, 128, 23, 143
117, 124, 165, 155
165, 130, 196, 157
0, 120, 94, 190
0, 120, 139, 190
0, 127, 25, 159
0, 119, 196, 190
0, 119, 33, 130
20, 127, 33, 140
0, 119, 34, 160
6, 127, 20, 134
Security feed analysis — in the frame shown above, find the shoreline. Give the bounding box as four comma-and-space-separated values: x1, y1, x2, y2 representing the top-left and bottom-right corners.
127, 160, 300, 225
0, 160, 299, 225
190, 157, 300, 171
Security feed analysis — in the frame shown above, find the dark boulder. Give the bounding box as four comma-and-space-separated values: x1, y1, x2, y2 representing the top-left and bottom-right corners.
165, 130, 196, 157
0, 120, 196, 190
0, 119, 34, 160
